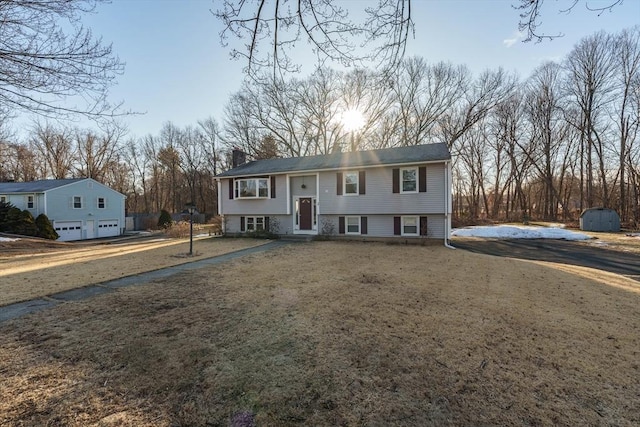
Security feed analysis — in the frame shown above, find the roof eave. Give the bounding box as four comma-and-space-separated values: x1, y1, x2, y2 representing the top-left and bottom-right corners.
215, 156, 451, 179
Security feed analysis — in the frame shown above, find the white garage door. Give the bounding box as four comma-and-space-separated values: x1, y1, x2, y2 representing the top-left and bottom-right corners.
54, 221, 82, 242
98, 219, 120, 238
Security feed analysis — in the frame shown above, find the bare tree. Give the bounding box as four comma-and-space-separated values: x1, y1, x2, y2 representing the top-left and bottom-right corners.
515, 0, 624, 42
391, 58, 466, 147
214, 0, 413, 77
613, 26, 640, 221
30, 122, 75, 179
74, 122, 126, 181
0, 0, 125, 120
564, 31, 617, 208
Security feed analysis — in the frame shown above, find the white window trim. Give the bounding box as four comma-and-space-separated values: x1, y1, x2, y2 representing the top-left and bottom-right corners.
400, 167, 418, 194
401, 216, 419, 236
343, 171, 359, 196
0, 195, 6, 203
26, 195, 35, 209
235, 178, 270, 199
345, 216, 361, 235
245, 216, 265, 232
73, 195, 83, 209
97, 197, 106, 209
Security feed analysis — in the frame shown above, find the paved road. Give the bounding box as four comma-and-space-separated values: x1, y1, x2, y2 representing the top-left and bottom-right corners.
453, 239, 640, 282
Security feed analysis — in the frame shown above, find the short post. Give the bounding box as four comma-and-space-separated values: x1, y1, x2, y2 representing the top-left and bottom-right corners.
186, 202, 196, 256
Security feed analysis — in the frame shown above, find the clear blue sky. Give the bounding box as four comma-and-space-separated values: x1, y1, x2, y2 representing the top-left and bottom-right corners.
21, 0, 640, 139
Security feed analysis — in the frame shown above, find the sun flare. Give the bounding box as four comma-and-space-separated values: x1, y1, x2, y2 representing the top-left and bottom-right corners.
340, 109, 365, 132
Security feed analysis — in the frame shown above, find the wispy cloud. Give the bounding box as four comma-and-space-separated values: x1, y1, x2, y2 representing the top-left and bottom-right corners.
503, 31, 525, 48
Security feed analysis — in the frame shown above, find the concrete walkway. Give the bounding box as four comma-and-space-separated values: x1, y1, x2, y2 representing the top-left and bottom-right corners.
0, 240, 291, 323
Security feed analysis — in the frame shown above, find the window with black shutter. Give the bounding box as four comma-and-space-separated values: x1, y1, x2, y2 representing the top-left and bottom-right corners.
270, 176, 276, 198
392, 169, 400, 193
359, 171, 366, 195
420, 216, 428, 236
393, 216, 401, 235
419, 167, 427, 192
338, 216, 345, 234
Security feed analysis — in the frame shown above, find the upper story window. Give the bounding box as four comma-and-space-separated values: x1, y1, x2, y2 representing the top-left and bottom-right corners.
393, 166, 426, 194
73, 196, 83, 209
235, 178, 269, 199
344, 171, 359, 195
27, 195, 34, 209
97, 197, 106, 209
401, 168, 418, 193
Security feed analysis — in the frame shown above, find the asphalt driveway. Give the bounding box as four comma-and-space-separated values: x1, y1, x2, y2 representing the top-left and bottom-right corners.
453, 238, 640, 282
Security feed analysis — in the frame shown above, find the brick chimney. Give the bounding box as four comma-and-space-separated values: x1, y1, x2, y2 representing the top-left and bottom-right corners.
232, 148, 247, 168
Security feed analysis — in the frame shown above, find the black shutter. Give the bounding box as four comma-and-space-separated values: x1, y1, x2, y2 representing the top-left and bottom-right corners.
393, 216, 401, 235
229, 179, 234, 199
419, 167, 427, 192
361, 217, 368, 235
338, 216, 345, 234
240, 216, 245, 232
359, 171, 366, 195
270, 176, 276, 198
392, 169, 400, 193
420, 216, 428, 236
337, 172, 343, 195
265, 217, 270, 232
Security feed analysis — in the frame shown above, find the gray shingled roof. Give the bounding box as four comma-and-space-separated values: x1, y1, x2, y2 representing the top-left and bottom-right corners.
216, 143, 451, 178
0, 178, 86, 193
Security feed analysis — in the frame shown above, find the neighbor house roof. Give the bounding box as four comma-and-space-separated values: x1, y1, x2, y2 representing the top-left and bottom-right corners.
0, 178, 86, 193
216, 143, 451, 178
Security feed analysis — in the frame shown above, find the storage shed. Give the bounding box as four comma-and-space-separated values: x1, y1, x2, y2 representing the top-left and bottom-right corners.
579, 208, 620, 232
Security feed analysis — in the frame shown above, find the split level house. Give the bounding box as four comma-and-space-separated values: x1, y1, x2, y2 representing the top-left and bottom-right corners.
0, 178, 126, 241
215, 143, 453, 244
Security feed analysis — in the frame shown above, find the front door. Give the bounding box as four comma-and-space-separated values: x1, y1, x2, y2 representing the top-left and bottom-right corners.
299, 197, 313, 230
86, 220, 95, 239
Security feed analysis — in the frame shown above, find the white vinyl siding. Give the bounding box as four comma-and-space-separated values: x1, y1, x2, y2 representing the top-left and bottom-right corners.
320, 164, 446, 215
319, 215, 446, 239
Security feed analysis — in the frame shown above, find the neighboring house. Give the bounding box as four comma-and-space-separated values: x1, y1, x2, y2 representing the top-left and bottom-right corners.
0, 178, 126, 241
215, 143, 453, 243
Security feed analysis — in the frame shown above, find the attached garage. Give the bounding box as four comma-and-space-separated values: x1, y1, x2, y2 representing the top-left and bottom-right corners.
98, 219, 120, 238
54, 221, 83, 241
579, 208, 621, 232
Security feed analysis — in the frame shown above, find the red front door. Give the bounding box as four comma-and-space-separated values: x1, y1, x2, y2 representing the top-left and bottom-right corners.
299, 197, 312, 230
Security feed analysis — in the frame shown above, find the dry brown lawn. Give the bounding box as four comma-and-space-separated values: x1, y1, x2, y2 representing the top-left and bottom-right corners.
0, 235, 266, 305
0, 239, 639, 426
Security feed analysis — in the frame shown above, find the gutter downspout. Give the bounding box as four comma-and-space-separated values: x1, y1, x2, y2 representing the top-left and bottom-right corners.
443, 160, 455, 250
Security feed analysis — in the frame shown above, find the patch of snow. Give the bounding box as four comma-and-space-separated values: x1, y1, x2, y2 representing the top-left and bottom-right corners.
0, 237, 19, 242
451, 225, 592, 241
